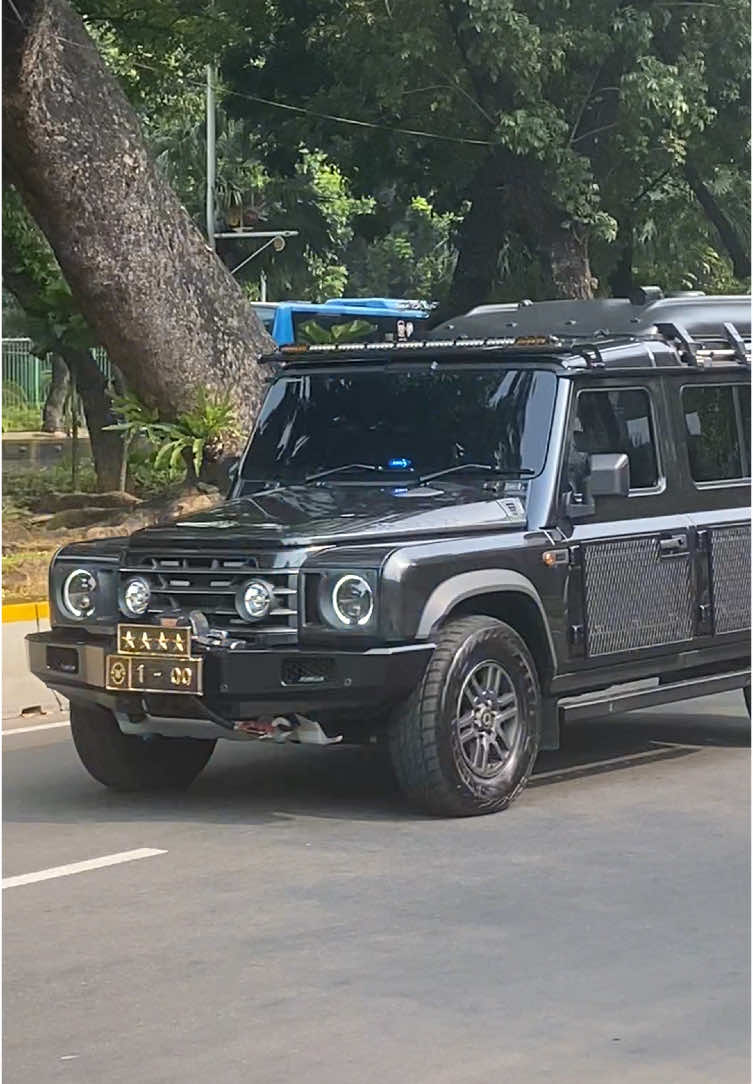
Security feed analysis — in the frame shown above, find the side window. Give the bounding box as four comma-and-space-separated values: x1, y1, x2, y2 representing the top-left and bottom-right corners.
568, 388, 659, 493
682, 385, 749, 483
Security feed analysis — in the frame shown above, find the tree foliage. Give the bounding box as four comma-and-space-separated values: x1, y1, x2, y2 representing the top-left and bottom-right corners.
219, 0, 750, 303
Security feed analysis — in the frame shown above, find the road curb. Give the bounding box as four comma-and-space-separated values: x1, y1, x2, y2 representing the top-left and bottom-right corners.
2, 602, 49, 624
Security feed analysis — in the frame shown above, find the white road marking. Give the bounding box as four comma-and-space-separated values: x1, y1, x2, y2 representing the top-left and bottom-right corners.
2, 848, 167, 889
3, 720, 70, 736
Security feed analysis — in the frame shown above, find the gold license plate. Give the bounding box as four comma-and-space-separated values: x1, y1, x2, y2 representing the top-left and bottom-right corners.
106, 654, 203, 694
117, 623, 192, 658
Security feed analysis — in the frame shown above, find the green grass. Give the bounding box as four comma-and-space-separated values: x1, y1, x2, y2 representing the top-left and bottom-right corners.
2, 405, 44, 432
3, 456, 99, 508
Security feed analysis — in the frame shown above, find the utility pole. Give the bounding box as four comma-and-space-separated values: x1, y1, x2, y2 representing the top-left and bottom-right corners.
206, 63, 216, 250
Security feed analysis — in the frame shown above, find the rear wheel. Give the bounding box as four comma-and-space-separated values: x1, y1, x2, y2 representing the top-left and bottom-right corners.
70, 702, 216, 791
388, 616, 541, 816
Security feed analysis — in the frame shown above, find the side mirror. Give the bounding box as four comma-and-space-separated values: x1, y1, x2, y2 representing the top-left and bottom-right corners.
588, 452, 630, 498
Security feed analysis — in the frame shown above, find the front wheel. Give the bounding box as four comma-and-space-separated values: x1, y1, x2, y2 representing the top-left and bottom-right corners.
70, 702, 216, 791
388, 616, 542, 817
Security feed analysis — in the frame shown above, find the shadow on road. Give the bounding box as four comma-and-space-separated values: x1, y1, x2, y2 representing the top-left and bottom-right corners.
3, 701, 749, 827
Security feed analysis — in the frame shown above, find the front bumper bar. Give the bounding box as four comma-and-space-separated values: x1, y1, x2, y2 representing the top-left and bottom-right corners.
26, 630, 434, 720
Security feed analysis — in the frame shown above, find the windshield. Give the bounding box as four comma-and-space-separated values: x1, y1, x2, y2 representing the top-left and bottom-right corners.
251, 305, 276, 332
292, 312, 420, 343
241, 366, 557, 483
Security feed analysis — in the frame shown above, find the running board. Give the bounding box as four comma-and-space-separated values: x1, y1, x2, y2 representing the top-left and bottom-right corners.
560, 670, 750, 724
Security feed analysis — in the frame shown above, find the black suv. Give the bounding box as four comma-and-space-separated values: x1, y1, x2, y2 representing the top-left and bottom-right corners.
28, 290, 751, 816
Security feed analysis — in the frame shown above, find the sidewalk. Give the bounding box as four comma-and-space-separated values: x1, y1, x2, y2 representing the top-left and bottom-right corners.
2, 617, 67, 722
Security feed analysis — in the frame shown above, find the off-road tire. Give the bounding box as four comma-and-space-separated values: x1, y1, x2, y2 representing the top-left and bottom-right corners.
388, 616, 542, 817
70, 702, 216, 791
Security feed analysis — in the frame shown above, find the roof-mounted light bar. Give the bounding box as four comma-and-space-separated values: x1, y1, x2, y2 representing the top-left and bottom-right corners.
267, 334, 563, 361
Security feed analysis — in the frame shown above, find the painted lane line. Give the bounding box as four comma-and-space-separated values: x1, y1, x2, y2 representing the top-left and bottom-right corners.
2, 848, 167, 889
3, 720, 70, 736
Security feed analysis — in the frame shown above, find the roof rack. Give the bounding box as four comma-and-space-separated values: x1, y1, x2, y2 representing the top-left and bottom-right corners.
431, 291, 751, 344
259, 317, 751, 371
655, 321, 751, 368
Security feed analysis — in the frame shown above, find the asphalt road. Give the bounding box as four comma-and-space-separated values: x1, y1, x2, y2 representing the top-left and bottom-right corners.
3, 692, 750, 1084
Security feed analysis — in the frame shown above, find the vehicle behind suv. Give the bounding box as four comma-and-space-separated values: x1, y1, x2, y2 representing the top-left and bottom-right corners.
28, 290, 751, 816
251, 296, 430, 345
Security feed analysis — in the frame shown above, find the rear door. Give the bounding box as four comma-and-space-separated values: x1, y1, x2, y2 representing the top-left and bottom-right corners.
671, 373, 750, 642
562, 378, 697, 666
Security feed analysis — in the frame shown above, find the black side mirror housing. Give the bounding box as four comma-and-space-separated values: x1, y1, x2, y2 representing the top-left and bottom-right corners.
562, 452, 630, 520
588, 452, 630, 498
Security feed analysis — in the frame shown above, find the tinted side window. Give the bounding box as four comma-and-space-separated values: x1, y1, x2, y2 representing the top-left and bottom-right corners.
569, 388, 659, 491
682, 385, 749, 482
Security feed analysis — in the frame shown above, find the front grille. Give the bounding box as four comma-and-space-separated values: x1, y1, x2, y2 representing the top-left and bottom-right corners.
122, 551, 299, 642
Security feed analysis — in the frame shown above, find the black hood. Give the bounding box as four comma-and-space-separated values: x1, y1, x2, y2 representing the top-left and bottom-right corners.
128, 483, 528, 549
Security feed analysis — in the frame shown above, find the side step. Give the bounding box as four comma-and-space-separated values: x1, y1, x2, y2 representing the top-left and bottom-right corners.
560, 669, 750, 724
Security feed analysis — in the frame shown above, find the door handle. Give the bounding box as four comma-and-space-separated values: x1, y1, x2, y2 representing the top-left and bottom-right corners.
659, 534, 688, 557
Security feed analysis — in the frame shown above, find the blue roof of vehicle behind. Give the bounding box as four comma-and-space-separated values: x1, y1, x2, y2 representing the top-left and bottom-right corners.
265, 300, 429, 318
322, 297, 430, 312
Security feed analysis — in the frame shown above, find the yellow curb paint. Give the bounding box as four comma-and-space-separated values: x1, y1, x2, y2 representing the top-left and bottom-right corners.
2, 602, 49, 624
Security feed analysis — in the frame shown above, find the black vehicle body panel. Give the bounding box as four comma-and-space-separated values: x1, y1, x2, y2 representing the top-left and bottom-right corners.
126, 484, 528, 549
29, 295, 751, 747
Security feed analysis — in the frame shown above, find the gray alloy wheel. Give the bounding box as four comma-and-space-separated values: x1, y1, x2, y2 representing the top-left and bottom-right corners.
389, 615, 542, 817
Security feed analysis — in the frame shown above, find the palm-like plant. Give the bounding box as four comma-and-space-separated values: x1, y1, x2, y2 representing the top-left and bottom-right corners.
105, 388, 239, 485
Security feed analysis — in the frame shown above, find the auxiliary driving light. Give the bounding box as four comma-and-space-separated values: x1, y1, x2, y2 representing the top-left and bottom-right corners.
122, 576, 151, 617
236, 579, 274, 621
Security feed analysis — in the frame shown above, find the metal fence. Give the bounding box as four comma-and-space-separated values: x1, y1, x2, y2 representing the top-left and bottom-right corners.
2, 338, 111, 408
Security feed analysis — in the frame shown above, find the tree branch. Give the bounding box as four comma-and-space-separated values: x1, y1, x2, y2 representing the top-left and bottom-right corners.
684, 159, 750, 279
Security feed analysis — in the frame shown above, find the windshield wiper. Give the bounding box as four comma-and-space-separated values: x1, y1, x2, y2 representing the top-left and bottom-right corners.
413, 463, 536, 486
304, 462, 381, 484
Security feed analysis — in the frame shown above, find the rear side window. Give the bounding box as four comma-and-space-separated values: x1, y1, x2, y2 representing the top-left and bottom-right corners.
569, 388, 659, 491
682, 385, 750, 483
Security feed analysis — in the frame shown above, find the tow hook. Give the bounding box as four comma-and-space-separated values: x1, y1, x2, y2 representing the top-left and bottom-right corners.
233, 715, 342, 745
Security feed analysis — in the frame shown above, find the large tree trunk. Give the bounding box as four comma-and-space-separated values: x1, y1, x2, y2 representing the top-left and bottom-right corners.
3, 242, 125, 490
541, 225, 596, 300
42, 355, 69, 432
438, 151, 596, 324
63, 347, 125, 492
3, 0, 274, 446
440, 184, 509, 320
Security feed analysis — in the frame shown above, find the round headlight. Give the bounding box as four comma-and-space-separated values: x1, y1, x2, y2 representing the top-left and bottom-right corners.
122, 576, 151, 617
236, 579, 273, 621
62, 568, 97, 619
332, 574, 374, 627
